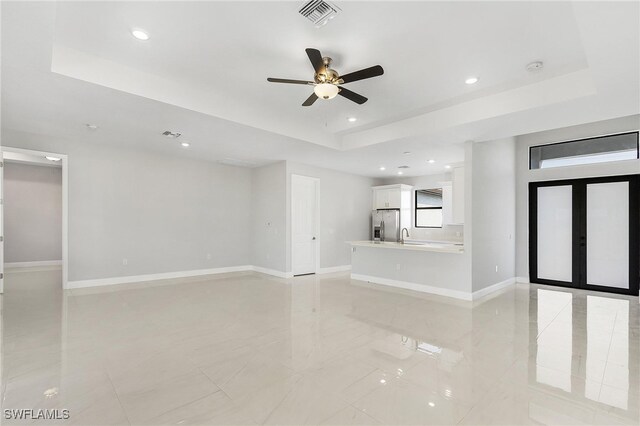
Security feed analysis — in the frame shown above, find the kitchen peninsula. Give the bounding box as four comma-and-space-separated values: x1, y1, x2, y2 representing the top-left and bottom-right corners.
349, 239, 471, 300
350, 178, 473, 300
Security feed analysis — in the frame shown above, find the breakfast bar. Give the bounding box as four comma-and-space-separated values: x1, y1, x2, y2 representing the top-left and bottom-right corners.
349, 240, 472, 300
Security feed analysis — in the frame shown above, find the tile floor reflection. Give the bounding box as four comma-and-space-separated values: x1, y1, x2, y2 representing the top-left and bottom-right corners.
1, 267, 638, 425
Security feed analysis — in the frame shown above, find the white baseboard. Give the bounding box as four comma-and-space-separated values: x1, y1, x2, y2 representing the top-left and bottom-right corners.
350, 274, 517, 301
67, 265, 253, 289
350, 273, 473, 301
318, 265, 351, 274
472, 277, 516, 300
516, 276, 530, 283
66, 265, 302, 289
251, 266, 293, 279
5, 260, 62, 268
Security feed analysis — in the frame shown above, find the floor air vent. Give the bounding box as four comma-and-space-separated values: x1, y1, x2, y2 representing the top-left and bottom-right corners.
299, 0, 341, 28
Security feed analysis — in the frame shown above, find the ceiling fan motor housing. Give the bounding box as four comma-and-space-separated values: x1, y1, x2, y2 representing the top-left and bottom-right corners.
314, 58, 341, 84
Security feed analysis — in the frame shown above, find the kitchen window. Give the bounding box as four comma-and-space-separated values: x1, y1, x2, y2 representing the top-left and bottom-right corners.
415, 188, 443, 228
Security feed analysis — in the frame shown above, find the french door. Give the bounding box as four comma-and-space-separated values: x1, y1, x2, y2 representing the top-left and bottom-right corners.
529, 175, 639, 296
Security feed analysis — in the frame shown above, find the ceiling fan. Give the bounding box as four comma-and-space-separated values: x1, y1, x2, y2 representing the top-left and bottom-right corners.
267, 48, 384, 106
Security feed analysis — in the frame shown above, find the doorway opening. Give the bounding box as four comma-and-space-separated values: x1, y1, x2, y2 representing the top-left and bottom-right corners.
291, 174, 319, 276
0, 147, 69, 292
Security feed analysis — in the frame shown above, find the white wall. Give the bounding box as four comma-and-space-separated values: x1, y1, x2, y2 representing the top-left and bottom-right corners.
470, 137, 516, 291
3, 129, 252, 281
4, 162, 62, 263
286, 161, 375, 272
251, 161, 287, 272
515, 114, 640, 278
2, 129, 375, 282
376, 173, 464, 242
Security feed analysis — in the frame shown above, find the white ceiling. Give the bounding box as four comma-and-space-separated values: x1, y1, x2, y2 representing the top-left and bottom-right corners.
1, 1, 639, 177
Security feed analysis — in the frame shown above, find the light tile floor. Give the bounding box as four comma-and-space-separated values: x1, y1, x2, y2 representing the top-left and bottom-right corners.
1, 267, 638, 425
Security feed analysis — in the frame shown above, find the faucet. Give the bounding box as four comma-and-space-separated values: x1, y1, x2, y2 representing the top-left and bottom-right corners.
401, 228, 410, 244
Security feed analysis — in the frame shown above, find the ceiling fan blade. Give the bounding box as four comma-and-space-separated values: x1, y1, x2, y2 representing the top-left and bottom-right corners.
305, 48, 324, 73
338, 87, 368, 104
302, 92, 319, 106
267, 78, 314, 85
340, 65, 384, 84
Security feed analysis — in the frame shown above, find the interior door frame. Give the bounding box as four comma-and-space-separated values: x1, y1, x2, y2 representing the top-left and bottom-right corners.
529, 174, 639, 296
290, 174, 320, 276
0, 146, 69, 290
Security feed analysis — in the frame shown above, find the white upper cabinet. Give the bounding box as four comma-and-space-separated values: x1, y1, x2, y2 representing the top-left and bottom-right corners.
442, 183, 454, 225
451, 167, 465, 224
374, 188, 392, 209
372, 185, 412, 210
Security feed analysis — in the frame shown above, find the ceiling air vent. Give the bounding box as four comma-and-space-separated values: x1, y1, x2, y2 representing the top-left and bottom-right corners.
299, 0, 341, 28
398, 165, 410, 169
162, 130, 182, 139
218, 158, 257, 168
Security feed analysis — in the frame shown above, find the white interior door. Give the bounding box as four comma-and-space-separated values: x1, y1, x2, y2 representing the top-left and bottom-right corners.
537, 185, 573, 282
292, 175, 318, 276
586, 181, 629, 289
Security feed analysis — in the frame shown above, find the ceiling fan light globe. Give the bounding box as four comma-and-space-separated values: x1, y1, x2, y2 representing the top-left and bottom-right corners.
314, 83, 339, 100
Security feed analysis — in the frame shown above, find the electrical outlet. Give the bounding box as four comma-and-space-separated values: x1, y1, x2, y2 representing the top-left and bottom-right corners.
206, 253, 212, 260
122, 258, 128, 266
396, 264, 401, 271
456, 231, 461, 237
495, 265, 498, 272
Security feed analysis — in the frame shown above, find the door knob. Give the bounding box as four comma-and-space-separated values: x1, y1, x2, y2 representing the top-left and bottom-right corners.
312, 237, 316, 240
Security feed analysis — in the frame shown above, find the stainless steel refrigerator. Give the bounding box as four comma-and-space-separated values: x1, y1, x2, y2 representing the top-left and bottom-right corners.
372, 209, 400, 242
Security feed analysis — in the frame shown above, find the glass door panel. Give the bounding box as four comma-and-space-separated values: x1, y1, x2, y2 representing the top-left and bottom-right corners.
537, 185, 573, 283
586, 182, 629, 289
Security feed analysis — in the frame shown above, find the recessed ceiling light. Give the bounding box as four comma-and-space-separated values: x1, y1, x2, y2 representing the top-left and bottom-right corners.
181, 142, 190, 148
397, 171, 403, 175
428, 402, 435, 408
347, 117, 357, 122
465, 77, 479, 85
379, 166, 386, 171
45, 156, 61, 162
379, 379, 386, 384
427, 159, 435, 164
444, 165, 452, 169
131, 29, 149, 41
85, 124, 98, 130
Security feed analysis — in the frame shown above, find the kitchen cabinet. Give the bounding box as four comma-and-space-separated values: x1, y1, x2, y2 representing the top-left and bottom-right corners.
452, 167, 465, 224
372, 185, 412, 210
442, 183, 453, 225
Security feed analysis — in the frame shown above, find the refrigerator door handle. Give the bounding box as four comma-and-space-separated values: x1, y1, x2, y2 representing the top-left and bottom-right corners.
381, 220, 385, 241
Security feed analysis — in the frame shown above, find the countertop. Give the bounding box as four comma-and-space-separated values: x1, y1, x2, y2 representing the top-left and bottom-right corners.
349, 240, 464, 254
